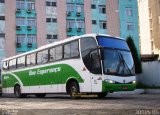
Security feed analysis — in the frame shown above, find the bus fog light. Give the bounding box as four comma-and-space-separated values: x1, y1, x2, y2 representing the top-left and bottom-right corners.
132, 80, 136, 84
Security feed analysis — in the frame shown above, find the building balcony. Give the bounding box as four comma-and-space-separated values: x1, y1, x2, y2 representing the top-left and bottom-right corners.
16, 43, 37, 52
66, 11, 84, 19
16, 9, 36, 18
16, 26, 37, 35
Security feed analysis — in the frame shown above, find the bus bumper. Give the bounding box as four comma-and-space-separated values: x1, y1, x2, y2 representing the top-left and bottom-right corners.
102, 81, 136, 93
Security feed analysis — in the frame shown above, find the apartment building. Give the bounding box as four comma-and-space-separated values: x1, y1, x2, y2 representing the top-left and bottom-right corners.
0, 0, 139, 66
139, 0, 160, 56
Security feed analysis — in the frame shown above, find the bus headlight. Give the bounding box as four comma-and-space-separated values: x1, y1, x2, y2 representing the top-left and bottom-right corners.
105, 79, 115, 84
109, 80, 115, 84
132, 80, 136, 84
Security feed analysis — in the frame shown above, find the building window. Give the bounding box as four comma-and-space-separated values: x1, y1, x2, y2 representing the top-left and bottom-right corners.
27, 18, 36, 26
47, 34, 58, 39
77, 20, 84, 28
66, 0, 74, 3
91, 4, 96, 9
99, 21, 106, 29
16, 0, 25, 10
126, 7, 132, 16
67, 20, 75, 28
0, 37, 5, 50
16, 35, 25, 44
92, 20, 96, 24
76, 4, 84, 13
46, 1, 56, 7
46, 18, 57, 23
16, 18, 25, 26
0, 0, 4, 3
99, 5, 106, 14
27, 1, 35, 10
126, 22, 133, 30
27, 35, 36, 44
67, 3, 74, 12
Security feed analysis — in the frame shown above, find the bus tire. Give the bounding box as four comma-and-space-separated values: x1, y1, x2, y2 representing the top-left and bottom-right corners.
69, 81, 79, 99
97, 92, 107, 98
14, 85, 26, 98
35, 94, 46, 98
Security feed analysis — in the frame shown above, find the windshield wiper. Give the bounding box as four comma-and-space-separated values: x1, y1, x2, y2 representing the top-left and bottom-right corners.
118, 51, 132, 75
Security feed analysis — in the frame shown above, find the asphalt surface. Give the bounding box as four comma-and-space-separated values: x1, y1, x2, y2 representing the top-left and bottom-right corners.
0, 93, 160, 115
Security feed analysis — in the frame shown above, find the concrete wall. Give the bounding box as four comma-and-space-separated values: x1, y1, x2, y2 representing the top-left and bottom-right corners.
137, 61, 160, 87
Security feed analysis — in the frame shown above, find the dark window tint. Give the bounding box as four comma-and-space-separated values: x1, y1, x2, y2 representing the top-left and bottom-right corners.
17, 56, 25, 68
9, 59, 16, 70
0, 0, 4, 3
91, 4, 96, 9
64, 41, 79, 59
52, 2, 56, 6
46, 18, 51, 22
92, 20, 96, 24
80, 37, 101, 74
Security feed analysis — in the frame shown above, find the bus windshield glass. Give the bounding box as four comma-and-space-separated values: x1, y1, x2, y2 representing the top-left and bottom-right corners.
97, 36, 135, 76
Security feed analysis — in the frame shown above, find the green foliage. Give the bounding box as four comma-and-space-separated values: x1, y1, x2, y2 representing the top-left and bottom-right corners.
126, 36, 142, 74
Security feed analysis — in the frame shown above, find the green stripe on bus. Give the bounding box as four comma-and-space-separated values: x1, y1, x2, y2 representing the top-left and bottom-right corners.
2, 64, 84, 88
102, 81, 136, 93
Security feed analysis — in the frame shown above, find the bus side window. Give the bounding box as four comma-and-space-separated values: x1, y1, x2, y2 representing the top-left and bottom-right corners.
50, 47, 56, 62
64, 40, 79, 59
37, 51, 42, 64
9, 59, 16, 70
55, 46, 62, 60
27, 53, 36, 66
17, 56, 25, 68
3, 61, 8, 71
42, 50, 48, 63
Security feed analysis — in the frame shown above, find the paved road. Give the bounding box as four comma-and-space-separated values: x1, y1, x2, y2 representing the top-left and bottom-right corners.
0, 94, 160, 115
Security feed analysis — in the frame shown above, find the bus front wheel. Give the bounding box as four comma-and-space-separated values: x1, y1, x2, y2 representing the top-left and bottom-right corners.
14, 85, 26, 98
69, 81, 79, 98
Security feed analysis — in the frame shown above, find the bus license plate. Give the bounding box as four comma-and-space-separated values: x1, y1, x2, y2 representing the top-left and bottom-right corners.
122, 86, 128, 90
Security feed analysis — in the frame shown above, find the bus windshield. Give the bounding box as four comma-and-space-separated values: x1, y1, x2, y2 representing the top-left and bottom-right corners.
103, 48, 135, 76
97, 36, 135, 76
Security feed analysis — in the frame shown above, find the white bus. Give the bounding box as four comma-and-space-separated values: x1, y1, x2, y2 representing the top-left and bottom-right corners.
1, 34, 136, 98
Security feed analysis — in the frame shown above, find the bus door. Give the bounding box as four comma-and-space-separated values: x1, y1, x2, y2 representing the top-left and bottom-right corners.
90, 50, 102, 92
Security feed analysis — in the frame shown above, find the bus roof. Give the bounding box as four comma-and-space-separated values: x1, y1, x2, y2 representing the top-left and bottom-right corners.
2, 34, 123, 62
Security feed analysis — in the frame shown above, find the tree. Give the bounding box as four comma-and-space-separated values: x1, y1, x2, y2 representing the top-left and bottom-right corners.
126, 36, 142, 74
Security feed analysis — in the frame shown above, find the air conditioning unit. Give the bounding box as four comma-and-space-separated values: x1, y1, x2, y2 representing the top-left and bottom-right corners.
76, 12, 81, 16
77, 28, 81, 32
67, 28, 72, 32
27, 9, 31, 13
16, 43, 21, 47
16, 26, 21, 30
16, 8, 21, 13
27, 26, 32, 30
66, 11, 71, 16
27, 43, 32, 47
